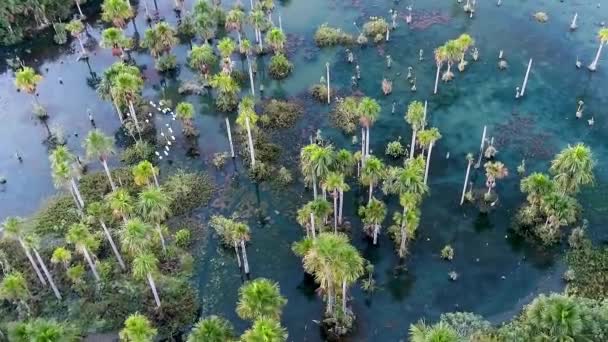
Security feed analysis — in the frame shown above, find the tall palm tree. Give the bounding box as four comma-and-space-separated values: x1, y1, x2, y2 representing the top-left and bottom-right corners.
589, 28, 608, 71
549, 143, 595, 195
132, 253, 161, 308
250, 9, 267, 51
358, 198, 387, 245
217, 37, 237, 73
84, 129, 117, 191
460, 153, 474, 205
86, 202, 126, 270
405, 101, 426, 159
138, 187, 172, 253
188, 44, 217, 79
456, 33, 475, 71
521, 172, 555, 209
484, 161, 508, 198
120, 218, 153, 257
14, 67, 43, 106
49, 146, 85, 209
24, 234, 62, 300
176, 102, 198, 137
442, 40, 460, 82
433, 45, 447, 94
335, 236, 364, 313
66, 223, 101, 282
409, 321, 458, 342
361, 156, 385, 203
210, 216, 252, 274
300, 144, 334, 199
358, 97, 381, 158
417, 127, 442, 185
523, 294, 584, 340
393, 194, 421, 258
236, 278, 287, 321
188, 316, 235, 342
236, 96, 259, 168
210, 73, 240, 111
0, 272, 30, 313
110, 69, 144, 129
541, 193, 578, 234
100, 28, 131, 59
323, 172, 350, 229
225, 7, 245, 48
334, 149, 355, 177
101, 0, 133, 28
142, 22, 178, 59
106, 188, 134, 223
241, 318, 287, 342
119, 313, 157, 341
65, 19, 87, 55
2, 217, 46, 285
298, 199, 332, 238
382, 156, 428, 197
266, 27, 285, 54
51, 247, 72, 270
132, 160, 159, 187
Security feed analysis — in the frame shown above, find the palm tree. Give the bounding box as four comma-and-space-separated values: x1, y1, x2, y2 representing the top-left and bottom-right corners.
417, 127, 442, 185
132, 160, 159, 187
217, 37, 237, 73
456, 33, 475, 71
442, 40, 460, 81
66, 223, 101, 282
25, 234, 62, 300
101, 28, 131, 58
541, 193, 578, 235
188, 316, 235, 342
523, 294, 584, 340
194, 0, 218, 42
132, 253, 161, 308
225, 7, 245, 48
8, 318, 77, 341
433, 45, 447, 94
237, 278, 287, 321
84, 129, 117, 191
141, 22, 178, 59
549, 143, 595, 195
250, 9, 267, 51
521, 172, 555, 209
65, 19, 87, 55
236, 97, 259, 168
334, 149, 355, 177
107, 188, 134, 223
460, 153, 474, 205
266, 27, 286, 54
324, 172, 350, 229
241, 318, 287, 342
588, 28, 608, 71
86, 201, 126, 270
210, 216, 252, 274
0, 272, 30, 313
14, 67, 43, 106
409, 321, 458, 342
119, 313, 157, 341
188, 44, 217, 79
176, 102, 198, 137
120, 218, 153, 257
361, 156, 385, 203
101, 0, 133, 28
51, 247, 72, 270
210, 73, 240, 111
358, 97, 381, 158
484, 161, 509, 198
49, 146, 85, 209
382, 156, 428, 197
359, 198, 387, 245
110, 69, 144, 129
405, 101, 426, 160
138, 187, 172, 253
298, 199, 332, 238
393, 195, 421, 258
300, 144, 334, 199
2, 217, 46, 285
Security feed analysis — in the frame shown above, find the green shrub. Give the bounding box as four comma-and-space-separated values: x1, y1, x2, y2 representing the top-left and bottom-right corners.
163, 170, 214, 216
310, 84, 330, 103
363, 18, 388, 42
276, 167, 293, 185
385, 140, 405, 158
566, 240, 608, 300
79, 168, 136, 203
261, 100, 303, 129
268, 53, 293, 80
155, 54, 178, 72
212, 152, 230, 169
331, 97, 361, 134
441, 245, 454, 261
314, 24, 354, 47
174, 229, 192, 248
33, 195, 80, 236
249, 162, 271, 182
121, 141, 155, 166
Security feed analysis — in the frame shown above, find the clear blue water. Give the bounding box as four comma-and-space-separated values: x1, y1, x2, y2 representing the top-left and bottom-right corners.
1, 0, 607, 340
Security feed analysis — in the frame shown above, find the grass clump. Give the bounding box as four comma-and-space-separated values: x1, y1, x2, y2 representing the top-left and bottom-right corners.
121, 141, 155, 166
268, 53, 294, 80
314, 24, 354, 47
163, 170, 214, 216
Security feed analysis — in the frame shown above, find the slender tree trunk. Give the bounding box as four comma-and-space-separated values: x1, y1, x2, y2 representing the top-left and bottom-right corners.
434, 64, 441, 94
312, 174, 318, 199
333, 193, 338, 232
100, 220, 126, 270
326, 63, 331, 104
77, 36, 86, 55
409, 129, 417, 159
152, 172, 159, 188
69, 186, 82, 211
373, 224, 379, 245
19, 239, 46, 285
368, 183, 373, 203
147, 273, 161, 307
361, 127, 366, 157
76, 1, 84, 17
424, 142, 434, 184
128, 100, 143, 139
310, 213, 316, 239
71, 178, 85, 208
246, 117, 256, 167
240, 240, 250, 274
225, 118, 235, 158
233, 241, 242, 268
342, 280, 347, 313
112, 96, 124, 124
338, 190, 344, 225
101, 159, 117, 191
326, 281, 333, 315
156, 223, 167, 253
82, 248, 100, 282
247, 56, 255, 97
589, 43, 604, 71
460, 161, 472, 205
33, 249, 61, 300
399, 206, 407, 258
365, 127, 370, 157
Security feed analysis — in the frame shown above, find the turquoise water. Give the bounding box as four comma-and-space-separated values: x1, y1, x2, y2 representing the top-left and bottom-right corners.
1, 0, 607, 340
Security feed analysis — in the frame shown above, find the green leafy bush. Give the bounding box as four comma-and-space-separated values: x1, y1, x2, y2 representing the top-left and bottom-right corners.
314, 24, 354, 47
261, 100, 303, 129
268, 53, 293, 80
174, 229, 192, 248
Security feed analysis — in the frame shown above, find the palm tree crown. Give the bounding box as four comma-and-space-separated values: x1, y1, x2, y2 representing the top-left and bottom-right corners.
236, 278, 287, 321
187, 316, 235, 342
15, 67, 42, 94
119, 313, 157, 342
550, 143, 595, 194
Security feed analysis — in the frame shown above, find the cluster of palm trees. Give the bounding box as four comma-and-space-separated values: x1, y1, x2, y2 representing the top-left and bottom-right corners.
433, 33, 475, 94
518, 143, 594, 244
210, 215, 252, 275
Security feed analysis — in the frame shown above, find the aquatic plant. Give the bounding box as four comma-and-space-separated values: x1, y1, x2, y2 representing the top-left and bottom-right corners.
268, 53, 293, 80
314, 24, 355, 47
260, 99, 303, 129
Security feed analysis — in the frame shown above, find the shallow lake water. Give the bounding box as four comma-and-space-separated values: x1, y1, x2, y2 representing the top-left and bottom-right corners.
1, 0, 608, 340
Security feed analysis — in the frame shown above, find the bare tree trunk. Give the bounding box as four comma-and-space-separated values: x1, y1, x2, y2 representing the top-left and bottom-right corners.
365, 127, 370, 157
233, 241, 242, 268
19, 239, 46, 285
338, 190, 344, 225
240, 240, 250, 274
147, 273, 161, 307
373, 224, 379, 245
101, 159, 117, 191
424, 142, 434, 184
156, 223, 167, 253
112, 96, 124, 124
100, 220, 126, 270
342, 280, 347, 313
82, 248, 100, 282
312, 174, 318, 199
333, 193, 338, 232
409, 129, 417, 159
434, 64, 441, 94
589, 43, 604, 71
152, 172, 159, 188
399, 207, 408, 258
76, 1, 84, 17
71, 178, 85, 208
246, 117, 256, 167
460, 161, 472, 205
310, 213, 316, 239
33, 249, 61, 300
368, 183, 373, 203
